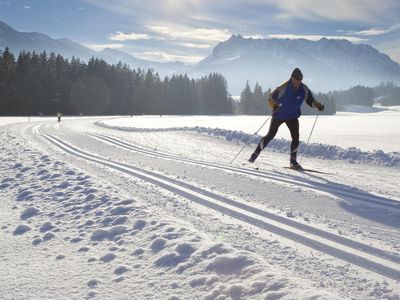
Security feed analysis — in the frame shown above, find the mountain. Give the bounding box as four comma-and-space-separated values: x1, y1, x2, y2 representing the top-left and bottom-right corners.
189, 34, 400, 93
97, 48, 185, 76
0, 21, 97, 60
0, 21, 183, 77
1, 20, 400, 94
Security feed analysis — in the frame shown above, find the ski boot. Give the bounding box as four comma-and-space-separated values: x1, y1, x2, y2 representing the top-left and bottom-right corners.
290, 159, 303, 170
248, 152, 259, 163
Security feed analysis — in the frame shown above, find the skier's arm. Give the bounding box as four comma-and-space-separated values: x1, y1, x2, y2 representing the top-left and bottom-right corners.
306, 90, 324, 111
268, 89, 280, 110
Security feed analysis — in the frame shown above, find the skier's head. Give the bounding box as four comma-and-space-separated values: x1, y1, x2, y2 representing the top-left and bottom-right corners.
291, 68, 303, 89
291, 68, 303, 81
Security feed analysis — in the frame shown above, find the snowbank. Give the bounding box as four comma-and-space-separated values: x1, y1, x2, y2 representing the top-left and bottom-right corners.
97, 122, 400, 168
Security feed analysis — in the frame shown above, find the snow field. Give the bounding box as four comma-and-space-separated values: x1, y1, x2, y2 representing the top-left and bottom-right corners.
1, 124, 338, 300
1, 115, 399, 299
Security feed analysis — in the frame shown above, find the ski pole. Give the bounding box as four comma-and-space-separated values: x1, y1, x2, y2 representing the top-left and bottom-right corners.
229, 115, 272, 165
300, 110, 319, 164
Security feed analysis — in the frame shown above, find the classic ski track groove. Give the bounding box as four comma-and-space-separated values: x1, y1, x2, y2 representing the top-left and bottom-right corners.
86, 133, 400, 264
35, 126, 400, 281
89, 132, 400, 210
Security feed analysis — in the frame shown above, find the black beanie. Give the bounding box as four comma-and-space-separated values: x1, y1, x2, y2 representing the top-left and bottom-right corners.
291, 68, 303, 81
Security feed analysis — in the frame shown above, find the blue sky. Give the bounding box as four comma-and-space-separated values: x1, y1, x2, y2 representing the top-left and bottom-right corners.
1, 0, 399, 63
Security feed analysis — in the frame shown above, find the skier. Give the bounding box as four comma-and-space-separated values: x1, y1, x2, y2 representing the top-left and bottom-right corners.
248, 68, 324, 170
57, 112, 62, 123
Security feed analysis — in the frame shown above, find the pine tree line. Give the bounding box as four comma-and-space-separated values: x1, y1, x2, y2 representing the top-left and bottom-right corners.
238, 80, 400, 114
373, 82, 400, 106
0, 48, 234, 116
238, 81, 336, 115
237, 81, 271, 115
327, 85, 374, 110
319, 83, 400, 109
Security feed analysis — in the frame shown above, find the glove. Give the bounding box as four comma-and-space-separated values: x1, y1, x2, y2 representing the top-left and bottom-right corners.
273, 103, 282, 111
316, 102, 324, 111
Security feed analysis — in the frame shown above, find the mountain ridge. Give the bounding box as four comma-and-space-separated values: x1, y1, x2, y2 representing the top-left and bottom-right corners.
0, 20, 183, 76
1, 21, 399, 93
192, 34, 400, 93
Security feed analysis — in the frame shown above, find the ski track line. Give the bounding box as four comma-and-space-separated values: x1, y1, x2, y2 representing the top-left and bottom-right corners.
31, 123, 42, 135
87, 133, 400, 265
36, 129, 400, 281
53, 123, 70, 134
90, 133, 400, 210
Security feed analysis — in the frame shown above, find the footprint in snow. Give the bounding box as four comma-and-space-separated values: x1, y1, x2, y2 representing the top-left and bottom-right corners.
100, 253, 117, 263
133, 220, 146, 230
0, 183, 10, 189
87, 279, 100, 288
56, 254, 65, 260
54, 181, 70, 189
151, 238, 167, 253
20, 207, 40, 220
13, 224, 31, 236
32, 238, 42, 246
78, 246, 90, 252
40, 222, 56, 233
43, 232, 56, 241
114, 266, 129, 275
131, 248, 145, 256
154, 243, 195, 268
17, 190, 33, 201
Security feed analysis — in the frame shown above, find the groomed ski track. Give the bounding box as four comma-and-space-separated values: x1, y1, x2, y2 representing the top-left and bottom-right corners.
30, 122, 400, 282
87, 132, 399, 210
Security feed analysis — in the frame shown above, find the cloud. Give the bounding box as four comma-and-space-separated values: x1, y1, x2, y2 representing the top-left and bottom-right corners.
82, 0, 206, 21
148, 25, 231, 44
23, 5, 30, 9
85, 43, 124, 51
348, 22, 400, 37
349, 28, 391, 36
267, 0, 399, 23
375, 38, 400, 63
107, 25, 230, 52
80, 0, 400, 63
83, 0, 400, 26
268, 34, 367, 43
243, 34, 265, 39
134, 51, 203, 63
176, 43, 212, 49
109, 31, 154, 41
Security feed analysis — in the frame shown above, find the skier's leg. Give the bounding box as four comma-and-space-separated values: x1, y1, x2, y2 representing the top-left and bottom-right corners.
249, 118, 283, 162
286, 118, 300, 162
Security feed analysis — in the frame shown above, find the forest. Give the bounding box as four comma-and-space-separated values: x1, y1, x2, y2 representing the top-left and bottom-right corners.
1, 48, 399, 116
238, 80, 400, 115
0, 48, 233, 116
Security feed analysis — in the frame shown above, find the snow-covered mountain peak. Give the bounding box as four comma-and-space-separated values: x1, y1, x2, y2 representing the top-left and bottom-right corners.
192, 34, 400, 93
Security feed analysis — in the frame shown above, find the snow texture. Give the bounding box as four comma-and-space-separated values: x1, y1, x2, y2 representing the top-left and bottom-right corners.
0, 114, 399, 299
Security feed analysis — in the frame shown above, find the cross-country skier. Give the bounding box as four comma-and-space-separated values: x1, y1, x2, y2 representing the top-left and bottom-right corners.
248, 68, 324, 170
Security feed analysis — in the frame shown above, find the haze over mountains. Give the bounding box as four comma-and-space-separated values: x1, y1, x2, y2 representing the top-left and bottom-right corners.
0, 21, 185, 77
194, 34, 400, 93
1, 20, 399, 94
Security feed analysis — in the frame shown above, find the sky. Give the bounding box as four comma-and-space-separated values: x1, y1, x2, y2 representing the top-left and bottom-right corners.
0, 0, 399, 64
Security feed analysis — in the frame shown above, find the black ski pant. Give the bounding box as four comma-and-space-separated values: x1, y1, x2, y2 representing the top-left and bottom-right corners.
254, 117, 299, 160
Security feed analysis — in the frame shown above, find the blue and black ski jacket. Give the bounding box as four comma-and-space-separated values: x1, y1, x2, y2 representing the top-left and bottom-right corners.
269, 80, 316, 119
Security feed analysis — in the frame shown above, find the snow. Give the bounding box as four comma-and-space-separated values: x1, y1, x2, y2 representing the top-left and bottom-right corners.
0, 111, 399, 299
98, 109, 400, 165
